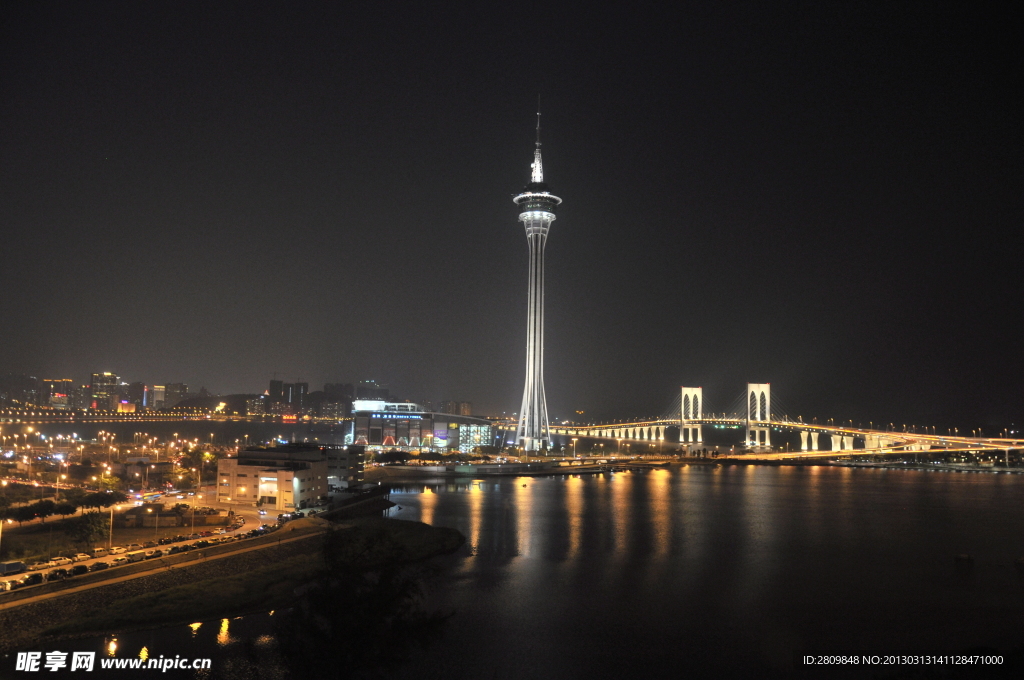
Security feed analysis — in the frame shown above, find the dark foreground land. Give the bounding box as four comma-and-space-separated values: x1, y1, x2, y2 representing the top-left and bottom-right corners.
0, 517, 464, 653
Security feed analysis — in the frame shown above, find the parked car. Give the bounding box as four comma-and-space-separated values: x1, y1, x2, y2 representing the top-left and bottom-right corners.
71, 565, 89, 576
46, 568, 69, 581
110, 557, 129, 567
0, 580, 20, 591
89, 561, 110, 571
72, 553, 92, 563
109, 546, 127, 555
125, 544, 143, 552
126, 552, 145, 563
48, 557, 73, 567
143, 549, 163, 559
90, 547, 109, 559
142, 541, 157, 549
27, 562, 49, 571
20, 573, 43, 586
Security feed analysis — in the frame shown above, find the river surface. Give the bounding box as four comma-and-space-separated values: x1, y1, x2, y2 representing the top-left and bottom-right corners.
15, 465, 1024, 679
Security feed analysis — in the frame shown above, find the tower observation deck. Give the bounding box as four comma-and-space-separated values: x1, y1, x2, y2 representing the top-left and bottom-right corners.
514, 113, 562, 452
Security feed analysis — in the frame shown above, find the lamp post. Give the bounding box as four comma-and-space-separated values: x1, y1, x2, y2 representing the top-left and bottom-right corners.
0, 518, 13, 560
572, 438, 578, 459
147, 508, 159, 543
108, 505, 120, 550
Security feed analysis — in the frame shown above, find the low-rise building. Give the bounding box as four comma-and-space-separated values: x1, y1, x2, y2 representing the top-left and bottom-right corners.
218, 446, 330, 510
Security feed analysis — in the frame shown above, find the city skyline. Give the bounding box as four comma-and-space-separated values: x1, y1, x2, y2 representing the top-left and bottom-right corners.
2, 3, 1020, 429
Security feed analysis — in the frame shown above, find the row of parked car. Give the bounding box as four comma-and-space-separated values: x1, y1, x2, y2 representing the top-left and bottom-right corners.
277, 510, 317, 522
0, 524, 272, 593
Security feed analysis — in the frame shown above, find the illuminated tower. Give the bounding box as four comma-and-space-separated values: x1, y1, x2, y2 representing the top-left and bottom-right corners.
514, 112, 562, 451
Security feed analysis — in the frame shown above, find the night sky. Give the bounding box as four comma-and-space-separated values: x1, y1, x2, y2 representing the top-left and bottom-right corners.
2, 2, 1020, 429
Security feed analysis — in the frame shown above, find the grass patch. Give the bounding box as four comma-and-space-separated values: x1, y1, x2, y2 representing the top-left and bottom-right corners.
1, 516, 199, 563
43, 518, 464, 638
44, 552, 323, 637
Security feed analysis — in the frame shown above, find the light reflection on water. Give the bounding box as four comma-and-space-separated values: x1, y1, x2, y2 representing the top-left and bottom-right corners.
72, 465, 1024, 678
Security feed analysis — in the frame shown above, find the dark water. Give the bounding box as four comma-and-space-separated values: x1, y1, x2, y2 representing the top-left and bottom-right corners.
15, 465, 1024, 679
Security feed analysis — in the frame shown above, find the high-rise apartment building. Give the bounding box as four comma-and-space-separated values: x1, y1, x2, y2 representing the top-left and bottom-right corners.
150, 385, 166, 410
89, 372, 119, 410
126, 382, 148, 409
441, 401, 473, 416
41, 379, 75, 409
164, 383, 188, 409
356, 380, 389, 401
269, 380, 284, 402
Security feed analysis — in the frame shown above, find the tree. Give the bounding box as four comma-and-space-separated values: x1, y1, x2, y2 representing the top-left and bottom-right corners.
29, 499, 55, 523
80, 492, 104, 511
54, 502, 78, 518
61, 487, 87, 507
63, 513, 109, 549
102, 491, 129, 507
378, 450, 411, 465
13, 506, 35, 526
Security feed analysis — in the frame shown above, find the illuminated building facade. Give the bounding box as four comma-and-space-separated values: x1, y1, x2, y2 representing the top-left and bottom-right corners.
218, 447, 329, 509
89, 372, 119, 410
514, 113, 561, 451
351, 401, 493, 453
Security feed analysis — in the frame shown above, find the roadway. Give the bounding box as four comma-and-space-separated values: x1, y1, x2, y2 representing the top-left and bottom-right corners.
545, 418, 1024, 455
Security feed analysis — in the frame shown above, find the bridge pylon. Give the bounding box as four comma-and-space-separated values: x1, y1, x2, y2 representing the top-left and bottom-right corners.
746, 383, 771, 449
799, 431, 821, 451
680, 386, 703, 445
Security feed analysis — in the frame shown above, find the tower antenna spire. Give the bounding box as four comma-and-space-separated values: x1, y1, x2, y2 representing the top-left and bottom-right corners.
531, 98, 544, 184
536, 95, 542, 148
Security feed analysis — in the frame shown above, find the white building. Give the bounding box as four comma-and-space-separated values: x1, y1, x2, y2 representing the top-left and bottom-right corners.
217, 448, 329, 510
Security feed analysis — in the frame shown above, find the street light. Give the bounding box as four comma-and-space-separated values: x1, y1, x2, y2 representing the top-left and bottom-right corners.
572, 438, 578, 459
108, 505, 120, 550
147, 508, 159, 543
0, 518, 12, 560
